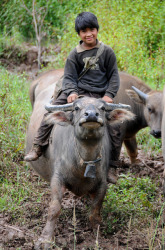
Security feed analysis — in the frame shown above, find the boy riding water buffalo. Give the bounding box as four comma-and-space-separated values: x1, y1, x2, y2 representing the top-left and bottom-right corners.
25, 12, 121, 170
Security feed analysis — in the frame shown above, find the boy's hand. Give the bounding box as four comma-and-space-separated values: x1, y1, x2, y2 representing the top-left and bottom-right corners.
67, 94, 78, 103
102, 95, 113, 103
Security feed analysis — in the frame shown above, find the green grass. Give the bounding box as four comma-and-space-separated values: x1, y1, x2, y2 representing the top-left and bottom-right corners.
0, 68, 31, 161
136, 128, 162, 157
103, 174, 163, 234
0, 67, 42, 213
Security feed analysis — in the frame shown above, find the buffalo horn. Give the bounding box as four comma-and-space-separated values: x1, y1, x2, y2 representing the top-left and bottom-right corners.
132, 86, 148, 101
45, 100, 73, 112
105, 103, 131, 111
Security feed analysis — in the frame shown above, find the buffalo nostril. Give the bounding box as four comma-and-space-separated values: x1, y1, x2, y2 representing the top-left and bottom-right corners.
156, 132, 161, 137
154, 131, 161, 136
85, 111, 97, 117
151, 130, 161, 138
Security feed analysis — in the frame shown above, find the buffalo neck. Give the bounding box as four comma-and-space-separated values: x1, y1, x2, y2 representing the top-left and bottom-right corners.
74, 137, 103, 162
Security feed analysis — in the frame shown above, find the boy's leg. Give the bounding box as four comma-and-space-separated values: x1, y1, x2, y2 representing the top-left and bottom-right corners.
108, 124, 122, 166
24, 112, 54, 161
24, 92, 68, 162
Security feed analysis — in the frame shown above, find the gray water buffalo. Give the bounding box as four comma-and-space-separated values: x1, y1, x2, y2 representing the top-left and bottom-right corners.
114, 72, 162, 163
26, 91, 133, 248
29, 69, 163, 163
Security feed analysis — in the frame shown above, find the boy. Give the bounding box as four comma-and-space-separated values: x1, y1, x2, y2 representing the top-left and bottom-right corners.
25, 11, 120, 162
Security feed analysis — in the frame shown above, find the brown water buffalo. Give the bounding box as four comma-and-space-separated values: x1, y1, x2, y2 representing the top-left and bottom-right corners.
29, 69, 163, 163
26, 92, 133, 248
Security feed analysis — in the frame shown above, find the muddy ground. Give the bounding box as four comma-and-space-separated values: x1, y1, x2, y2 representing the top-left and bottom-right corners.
0, 47, 165, 249
0, 148, 165, 250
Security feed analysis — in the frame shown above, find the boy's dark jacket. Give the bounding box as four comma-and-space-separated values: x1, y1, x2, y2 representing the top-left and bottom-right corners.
62, 40, 120, 98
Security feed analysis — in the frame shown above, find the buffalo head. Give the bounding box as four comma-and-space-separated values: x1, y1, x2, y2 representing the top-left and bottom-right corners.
126, 86, 162, 138
45, 97, 134, 141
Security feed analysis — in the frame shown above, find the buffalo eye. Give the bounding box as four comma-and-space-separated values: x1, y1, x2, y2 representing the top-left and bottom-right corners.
75, 106, 79, 111
148, 106, 152, 113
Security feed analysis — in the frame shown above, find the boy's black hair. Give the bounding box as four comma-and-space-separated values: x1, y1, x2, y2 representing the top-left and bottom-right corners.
75, 12, 99, 34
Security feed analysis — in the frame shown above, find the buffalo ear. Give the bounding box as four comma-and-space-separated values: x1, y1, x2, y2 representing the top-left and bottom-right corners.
107, 109, 135, 124
126, 89, 145, 104
45, 111, 72, 126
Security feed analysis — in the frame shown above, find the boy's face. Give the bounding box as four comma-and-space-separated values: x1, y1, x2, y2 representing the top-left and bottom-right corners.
79, 28, 98, 48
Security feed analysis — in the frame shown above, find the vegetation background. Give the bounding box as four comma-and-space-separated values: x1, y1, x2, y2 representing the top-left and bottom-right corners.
0, 0, 165, 248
